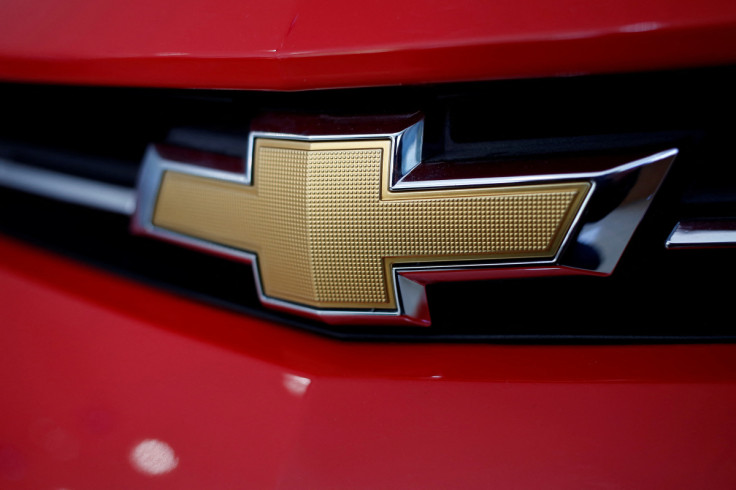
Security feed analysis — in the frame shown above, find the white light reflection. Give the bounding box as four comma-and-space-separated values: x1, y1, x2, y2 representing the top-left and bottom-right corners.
130, 439, 179, 476
620, 22, 662, 33
283, 373, 312, 397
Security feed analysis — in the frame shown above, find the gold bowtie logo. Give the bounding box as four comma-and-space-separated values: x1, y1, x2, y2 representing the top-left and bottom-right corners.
152, 137, 589, 310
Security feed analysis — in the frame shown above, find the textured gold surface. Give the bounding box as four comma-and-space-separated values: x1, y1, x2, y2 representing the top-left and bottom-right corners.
154, 138, 590, 309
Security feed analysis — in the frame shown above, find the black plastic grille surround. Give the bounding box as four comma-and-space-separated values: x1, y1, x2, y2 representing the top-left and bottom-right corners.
1, 67, 735, 341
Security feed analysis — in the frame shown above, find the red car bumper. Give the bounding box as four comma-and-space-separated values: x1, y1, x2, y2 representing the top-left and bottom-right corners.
2, 235, 736, 487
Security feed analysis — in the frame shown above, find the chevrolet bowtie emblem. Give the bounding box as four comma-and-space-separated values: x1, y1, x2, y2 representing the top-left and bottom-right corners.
133, 115, 676, 326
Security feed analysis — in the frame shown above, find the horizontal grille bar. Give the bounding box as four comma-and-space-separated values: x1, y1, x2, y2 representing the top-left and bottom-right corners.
0, 158, 136, 215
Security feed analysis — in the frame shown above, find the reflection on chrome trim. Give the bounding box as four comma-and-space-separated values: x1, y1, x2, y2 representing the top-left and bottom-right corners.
0, 158, 136, 215
560, 149, 677, 274
666, 219, 736, 249
394, 149, 677, 190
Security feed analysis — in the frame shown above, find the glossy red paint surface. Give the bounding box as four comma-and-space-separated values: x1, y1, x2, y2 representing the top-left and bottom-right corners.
0, 0, 735, 89
2, 234, 736, 488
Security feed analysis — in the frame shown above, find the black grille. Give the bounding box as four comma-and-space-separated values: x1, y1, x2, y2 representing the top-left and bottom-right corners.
1, 67, 735, 341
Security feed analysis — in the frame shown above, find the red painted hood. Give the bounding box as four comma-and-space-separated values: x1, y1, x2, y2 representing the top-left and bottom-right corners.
0, 0, 735, 89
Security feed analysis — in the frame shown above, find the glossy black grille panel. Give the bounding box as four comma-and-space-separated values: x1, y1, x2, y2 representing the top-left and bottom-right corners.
1, 67, 735, 341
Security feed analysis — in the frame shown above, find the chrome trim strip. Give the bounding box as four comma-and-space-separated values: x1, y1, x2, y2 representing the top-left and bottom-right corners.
666, 219, 736, 248
393, 149, 676, 190
560, 149, 677, 274
0, 157, 136, 215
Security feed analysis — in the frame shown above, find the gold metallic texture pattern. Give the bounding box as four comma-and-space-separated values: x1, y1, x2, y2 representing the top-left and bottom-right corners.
153, 138, 590, 309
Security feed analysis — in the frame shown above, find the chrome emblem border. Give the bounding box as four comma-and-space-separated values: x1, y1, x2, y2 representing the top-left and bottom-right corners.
133, 114, 676, 326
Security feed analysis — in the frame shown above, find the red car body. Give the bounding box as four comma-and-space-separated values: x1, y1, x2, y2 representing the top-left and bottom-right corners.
1, 0, 736, 488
